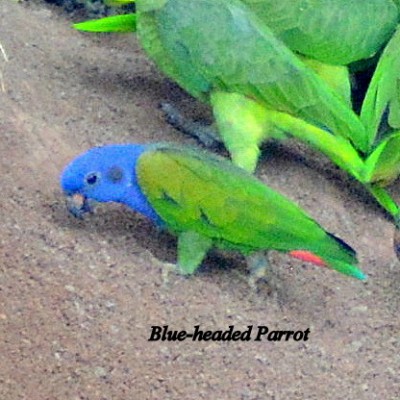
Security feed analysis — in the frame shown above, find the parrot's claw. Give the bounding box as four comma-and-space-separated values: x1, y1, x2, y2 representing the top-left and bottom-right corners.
142, 250, 178, 287
246, 252, 270, 293
161, 262, 179, 287
248, 268, 268, 294
160, 102, 221, 149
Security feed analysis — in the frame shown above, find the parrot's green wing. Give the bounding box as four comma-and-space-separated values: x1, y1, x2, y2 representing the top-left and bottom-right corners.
136, 0, 368, 152
242, 0, 398, 65
136, 10, 198, 97
136, 144, 359, 278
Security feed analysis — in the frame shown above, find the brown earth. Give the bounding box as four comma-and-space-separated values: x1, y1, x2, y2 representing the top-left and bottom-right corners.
1, 1, 400, 399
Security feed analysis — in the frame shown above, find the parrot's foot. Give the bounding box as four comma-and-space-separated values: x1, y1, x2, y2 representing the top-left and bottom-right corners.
246, 252, 270, 293
160, 102, 221, 149
230, 146, 260, 173
142, 250, 178, 287
161, 262, 179, 287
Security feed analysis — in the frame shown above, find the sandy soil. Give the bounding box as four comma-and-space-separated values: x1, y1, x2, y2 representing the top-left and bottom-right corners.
1, 1, 399, 399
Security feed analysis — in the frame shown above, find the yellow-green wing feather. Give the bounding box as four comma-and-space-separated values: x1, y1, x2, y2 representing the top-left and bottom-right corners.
136, 145, 355, 265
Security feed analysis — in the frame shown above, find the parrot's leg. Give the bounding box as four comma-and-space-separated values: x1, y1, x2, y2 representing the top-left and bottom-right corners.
210, 91, 284, 173
144, 231, 212, 286
176, 231, 213, 275
160, 102, 221, 148
261, 109, 366, 181
246, 251, 270, 292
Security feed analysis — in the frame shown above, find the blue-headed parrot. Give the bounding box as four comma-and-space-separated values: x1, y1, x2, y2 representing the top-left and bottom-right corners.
61, 143, 366, 281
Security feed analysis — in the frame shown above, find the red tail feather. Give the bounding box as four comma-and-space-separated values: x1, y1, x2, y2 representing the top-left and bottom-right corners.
289, 250, 327, 267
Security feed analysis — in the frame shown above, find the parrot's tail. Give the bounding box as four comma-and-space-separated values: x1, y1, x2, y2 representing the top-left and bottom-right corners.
326, 232, 357, 258
288, 250, 366, 280
288, 232, 366, 280
289, 250, 327, 267
323, 257, 367, 281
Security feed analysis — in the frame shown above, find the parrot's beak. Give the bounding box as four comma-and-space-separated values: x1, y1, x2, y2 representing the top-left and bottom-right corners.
65, 193, 93, 219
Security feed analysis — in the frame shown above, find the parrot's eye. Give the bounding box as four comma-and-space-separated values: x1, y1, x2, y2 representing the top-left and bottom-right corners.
85, 172, 100, 186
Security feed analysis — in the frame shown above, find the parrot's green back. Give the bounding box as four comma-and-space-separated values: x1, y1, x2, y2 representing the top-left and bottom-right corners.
136, 0, 368, 151
136, 144, 356, 269
136, 4, 210, 102
242, 0, 398, 65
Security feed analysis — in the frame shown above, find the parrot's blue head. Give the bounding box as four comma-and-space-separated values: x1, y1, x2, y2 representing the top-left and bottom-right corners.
61, 144, 160, 222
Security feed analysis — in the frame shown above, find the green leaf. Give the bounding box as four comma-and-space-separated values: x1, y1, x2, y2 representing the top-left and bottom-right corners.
366, 184, 399, 218
360, 27, 400, 150
388, 79, 400, 128
73, 14, 137, 33
104, 0, 135, 6
365, 131, 400, 185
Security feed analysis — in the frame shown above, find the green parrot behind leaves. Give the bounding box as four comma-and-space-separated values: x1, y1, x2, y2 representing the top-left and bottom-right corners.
71, 0, 400, 219
61, 143, 366, 281
136, 0, 371, 172
72, 0, 398, 176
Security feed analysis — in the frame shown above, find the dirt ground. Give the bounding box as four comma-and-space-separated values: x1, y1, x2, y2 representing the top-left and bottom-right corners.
1, 1, 399, 399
